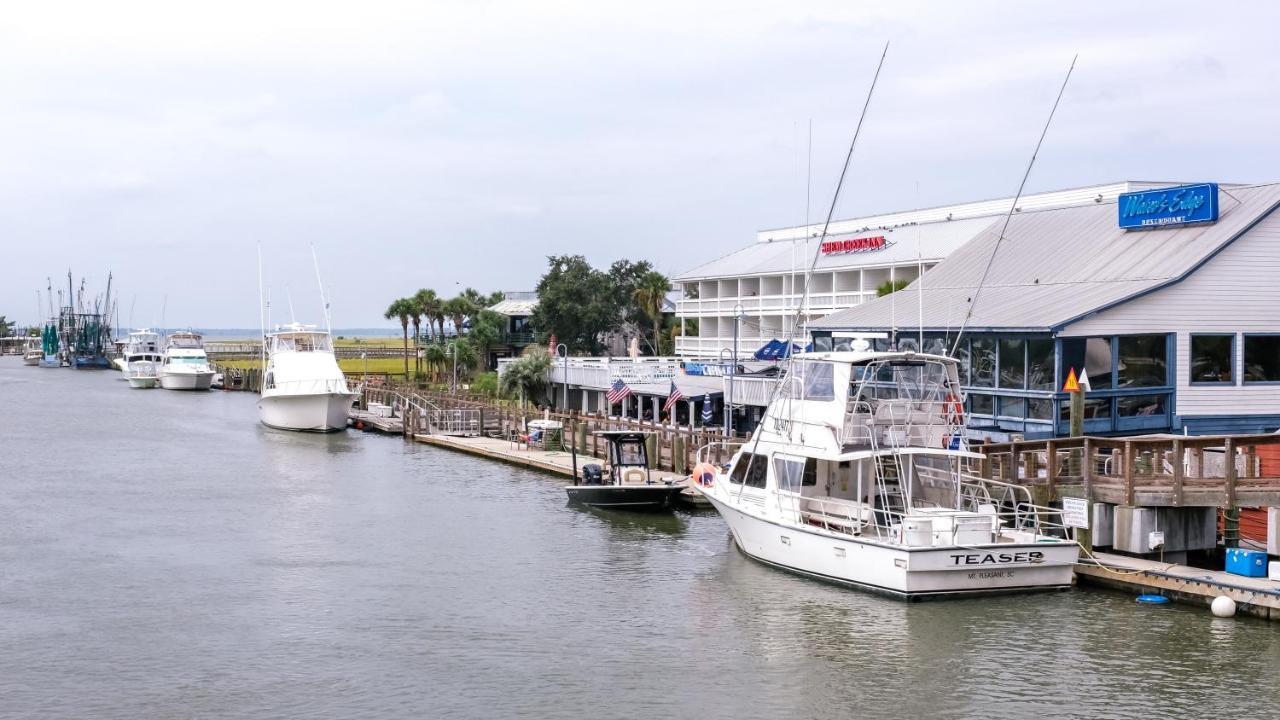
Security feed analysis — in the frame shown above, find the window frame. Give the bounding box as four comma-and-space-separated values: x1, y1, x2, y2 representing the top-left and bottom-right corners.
1189, 333, 1237, 386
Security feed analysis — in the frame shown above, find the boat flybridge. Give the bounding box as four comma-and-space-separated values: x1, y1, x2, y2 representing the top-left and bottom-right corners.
22, 336, 42, 366
693, 350, 1080, 600
257, 323, 354, 433
159, 331, 216, 390
121, 329, 162, 388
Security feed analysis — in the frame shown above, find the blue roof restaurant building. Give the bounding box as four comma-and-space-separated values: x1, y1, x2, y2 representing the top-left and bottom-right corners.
809, 181, 1280, 440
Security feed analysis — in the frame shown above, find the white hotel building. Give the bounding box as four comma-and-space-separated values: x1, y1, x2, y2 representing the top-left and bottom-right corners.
673, 182, 1172, 358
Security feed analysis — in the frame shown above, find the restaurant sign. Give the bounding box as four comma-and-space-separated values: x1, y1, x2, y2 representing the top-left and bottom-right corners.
820, 235, 891, 254
1118, 183, 1219, 230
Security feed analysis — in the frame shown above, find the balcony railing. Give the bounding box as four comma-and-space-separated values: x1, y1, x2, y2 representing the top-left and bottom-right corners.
675, 291, 876, 316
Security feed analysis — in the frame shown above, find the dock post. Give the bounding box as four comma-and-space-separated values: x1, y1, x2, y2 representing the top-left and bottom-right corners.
673, 435, 686, 475
1224, 437, 1239, 548
645, 430, 658, 470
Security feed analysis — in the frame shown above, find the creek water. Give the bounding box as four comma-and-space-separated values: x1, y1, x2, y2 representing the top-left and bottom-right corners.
2, 357, 1278, 719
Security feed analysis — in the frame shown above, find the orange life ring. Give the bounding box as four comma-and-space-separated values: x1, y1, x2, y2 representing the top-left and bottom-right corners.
690, 462, 718, 489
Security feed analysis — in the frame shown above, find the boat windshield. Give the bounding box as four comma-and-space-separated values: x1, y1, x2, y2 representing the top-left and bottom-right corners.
168, 334, 203, 348
271, 333, 332, 353
852, 357, 955, 405
168, 357, 208, 365
784, 360, 836, 401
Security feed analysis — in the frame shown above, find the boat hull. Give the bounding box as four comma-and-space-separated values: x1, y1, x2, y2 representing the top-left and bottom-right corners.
22, 354, 41, 366
127, 376, 159, 389
702, 491, 1078, 600
159, 371, 215, 391
257, 392, 353, 433
564, 484, 685, 512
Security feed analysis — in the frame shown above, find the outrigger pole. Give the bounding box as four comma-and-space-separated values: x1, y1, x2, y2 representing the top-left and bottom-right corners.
735, 42, 890, 497
949, 54, 1078, 356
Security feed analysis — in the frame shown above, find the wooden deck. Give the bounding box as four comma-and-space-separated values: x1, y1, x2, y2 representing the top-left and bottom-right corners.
977, 434, 1280, 508
411, 434, 602, 478
1078, 551, 1280, 620
349, 408, 404, 434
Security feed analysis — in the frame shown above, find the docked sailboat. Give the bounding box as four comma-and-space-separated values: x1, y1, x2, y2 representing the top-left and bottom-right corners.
693, 351, 1080, 599
121, 329, 163, 388
158, 330, 216, 390
257, 323, 354, 432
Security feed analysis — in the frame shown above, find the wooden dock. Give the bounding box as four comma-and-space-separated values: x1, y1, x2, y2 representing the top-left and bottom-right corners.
411, 434, 607, 478
350, 408, 404, 434
1078, 551, 1280, 620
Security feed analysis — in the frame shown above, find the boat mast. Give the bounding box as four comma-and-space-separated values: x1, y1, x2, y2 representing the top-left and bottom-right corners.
310, 244, 332, 336
257, 243, 267, 372
950, 55, 1077, 356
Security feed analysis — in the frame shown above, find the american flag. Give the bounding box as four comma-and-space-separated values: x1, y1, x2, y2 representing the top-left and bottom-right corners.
606, 378, 632, 405
661, 380, 683, 414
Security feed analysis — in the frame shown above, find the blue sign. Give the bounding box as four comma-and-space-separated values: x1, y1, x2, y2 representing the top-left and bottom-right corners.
1118, 183, 1219, 230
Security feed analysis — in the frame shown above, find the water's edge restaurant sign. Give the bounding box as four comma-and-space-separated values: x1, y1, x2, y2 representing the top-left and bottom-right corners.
1118, 182, 1219, 230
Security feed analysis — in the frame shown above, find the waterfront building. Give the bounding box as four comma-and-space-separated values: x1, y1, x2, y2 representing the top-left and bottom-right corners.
673, 182, 1160, 358
484, 292, 538, 369
809, 181, 1280, 440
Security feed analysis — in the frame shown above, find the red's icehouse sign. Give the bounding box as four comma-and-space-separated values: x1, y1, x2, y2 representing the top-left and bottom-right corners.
820, 235, 888, 254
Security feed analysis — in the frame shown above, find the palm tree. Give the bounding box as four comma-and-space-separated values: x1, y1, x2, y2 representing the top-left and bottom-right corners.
408, 295, 426, 375
632, 270, 670, 356
444, 296, 473, 338
383, 298, 413, 379
424, 343, 448, 384
498, 349, 551, 408
416, 289, 444, 343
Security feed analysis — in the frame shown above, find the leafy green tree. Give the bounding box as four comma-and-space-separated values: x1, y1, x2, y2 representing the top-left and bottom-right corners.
0, 316, 12, 338
498, 348, 552, 408
424, 343, 448, 383
632, 270, 670, 355
408, 292, 428, 374
415, 288, 443, 343
443, 296, 474, 338
383, 299, 413, 378
877, 278, 912, 297
467, 309, 505, 369
470, 371, 499, 397
530, 255, 654, 355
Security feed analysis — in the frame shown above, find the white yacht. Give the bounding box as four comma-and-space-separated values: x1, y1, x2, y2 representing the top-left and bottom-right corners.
121, 329, 163, 388
22, 336, 42, 366
693, 350, 1080, 600
158, 330, 216, 390
257, 323, 353, 432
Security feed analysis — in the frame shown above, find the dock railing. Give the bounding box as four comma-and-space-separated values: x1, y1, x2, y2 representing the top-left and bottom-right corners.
974, 434, 1280, 508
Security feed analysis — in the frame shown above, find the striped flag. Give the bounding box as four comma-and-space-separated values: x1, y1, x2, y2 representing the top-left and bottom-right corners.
606, 378, 632, 405
662, 380, 684, 414
700, 393, 713, 425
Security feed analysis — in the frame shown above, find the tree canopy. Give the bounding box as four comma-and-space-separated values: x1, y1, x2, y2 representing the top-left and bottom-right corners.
530, 255, 660, 354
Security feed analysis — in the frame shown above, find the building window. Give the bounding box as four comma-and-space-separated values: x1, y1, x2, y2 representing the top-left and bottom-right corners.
1117, 335, 1168, 388
1118, 394, 1167, 417
1060, 397, 1112, 421
955, 340, 971, 385
997, 396, 1026, 418
1244, 335, 1280, 382
999, 338, 1026, 389
1027, 398, 1053, 421
812, 334, 833, 353
1190, 335, 1234, 384
1027, 338, 1054, 391
971, 338, 995, 387
968, 393, 994, 415
1061, 337, 1114, 389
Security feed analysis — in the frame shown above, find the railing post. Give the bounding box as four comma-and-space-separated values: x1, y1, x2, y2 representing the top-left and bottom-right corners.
1123, 440, 1135, 506
1171, 438, 1184, 507
1045, 440, 1057, 500
1081, 437, 1093, 502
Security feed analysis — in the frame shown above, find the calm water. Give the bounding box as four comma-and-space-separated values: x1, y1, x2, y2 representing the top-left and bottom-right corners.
2, 357, 1278, 719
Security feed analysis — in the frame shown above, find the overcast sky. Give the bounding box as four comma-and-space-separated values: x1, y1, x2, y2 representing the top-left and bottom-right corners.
4, 1, 1278, 328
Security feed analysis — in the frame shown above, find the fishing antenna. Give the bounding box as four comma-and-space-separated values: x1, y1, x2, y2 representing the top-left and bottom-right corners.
310, 243, 332, 335
257, 243, 267, 372
285, 285, 297, 325
950, 54, 1077, 356
734, 42, 889, 498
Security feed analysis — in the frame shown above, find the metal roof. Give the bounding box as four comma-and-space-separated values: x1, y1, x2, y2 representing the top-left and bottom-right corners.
489, 298, 538, 316
810, 183, 1280, 333
675, 216, 995, 281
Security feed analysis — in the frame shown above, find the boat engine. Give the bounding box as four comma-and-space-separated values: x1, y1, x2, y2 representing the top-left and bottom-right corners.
581, 464, 603, 485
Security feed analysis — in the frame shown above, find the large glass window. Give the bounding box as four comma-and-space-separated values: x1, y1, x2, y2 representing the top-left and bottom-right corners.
1027, 338, 1055, 391
1190, 335, 1234, 384
998, 396, 1026, 418
1060, 397, 1112, 420
968, 394, 994, 415
1244, 335, 1280, 382
921, 333, 948, 356
729, 452, 768, 488
789, 361, 835, 401
1027, 398, 1053, 421
971, 338, 995, 388
1117, 335, 1167, 388
955, 340, 972, 385
999, 338, 1026, 389
1064, 337, 1114, 389
1118, 394, 1167, 417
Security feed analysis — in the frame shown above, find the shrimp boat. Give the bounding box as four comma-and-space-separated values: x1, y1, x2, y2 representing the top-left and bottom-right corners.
257, 323, 354, 432
158, 331, 216, 390
693, 351, 1080, 600
121, 329, 163, 388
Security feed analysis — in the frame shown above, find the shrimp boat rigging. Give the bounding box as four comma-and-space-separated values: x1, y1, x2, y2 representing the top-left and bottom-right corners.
693, 352, 1080, 599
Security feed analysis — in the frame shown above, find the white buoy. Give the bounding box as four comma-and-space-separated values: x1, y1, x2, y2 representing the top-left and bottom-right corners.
1211, 595, 1237, 618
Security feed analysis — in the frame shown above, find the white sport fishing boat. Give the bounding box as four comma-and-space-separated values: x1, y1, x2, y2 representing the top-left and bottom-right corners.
693, 351, 1080, 600
22, 336, 42, 366
257, 323, 354, 432
158, 330, 216, 390
121, 329, 163, 388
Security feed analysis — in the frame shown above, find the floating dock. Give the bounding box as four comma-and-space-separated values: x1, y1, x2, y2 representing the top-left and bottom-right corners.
1078, 551, 1280, 620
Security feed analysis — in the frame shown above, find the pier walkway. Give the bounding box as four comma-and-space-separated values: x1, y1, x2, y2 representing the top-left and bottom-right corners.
412, 434, 606, 479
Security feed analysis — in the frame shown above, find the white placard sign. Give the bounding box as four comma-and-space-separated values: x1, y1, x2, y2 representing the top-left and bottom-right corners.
1062, 497, 1090, 529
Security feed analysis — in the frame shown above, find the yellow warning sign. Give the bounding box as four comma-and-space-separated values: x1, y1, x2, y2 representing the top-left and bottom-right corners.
1063, 367, 1080, 393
